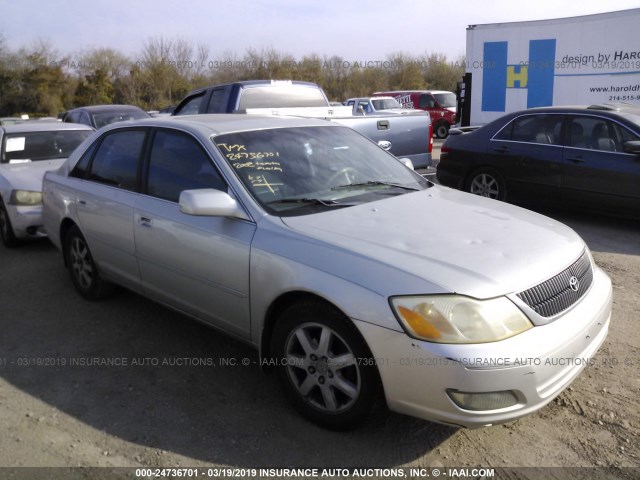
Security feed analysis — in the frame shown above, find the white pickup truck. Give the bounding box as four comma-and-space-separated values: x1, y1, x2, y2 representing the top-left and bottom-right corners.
172, 80, 433, 168
344, 97, 419, 116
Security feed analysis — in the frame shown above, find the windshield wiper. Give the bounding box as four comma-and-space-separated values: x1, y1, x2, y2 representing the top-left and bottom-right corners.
332, 181, 421, 191
266, 197, 344, 207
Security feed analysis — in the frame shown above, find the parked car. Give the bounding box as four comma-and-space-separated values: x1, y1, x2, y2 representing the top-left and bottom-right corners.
344, 97, 414, 115
43, 115, 611, 430
0, 122, 93, 247
61, 105, 149, 130
437, 104, 640, 218
373, 90, 457, 138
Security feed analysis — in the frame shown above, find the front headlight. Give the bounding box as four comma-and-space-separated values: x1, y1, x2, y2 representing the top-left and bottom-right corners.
390, 295, 533, 344
10, 190, 43, 206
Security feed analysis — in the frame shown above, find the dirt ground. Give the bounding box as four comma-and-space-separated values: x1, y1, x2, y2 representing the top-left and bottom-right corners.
0, 206, 638, 480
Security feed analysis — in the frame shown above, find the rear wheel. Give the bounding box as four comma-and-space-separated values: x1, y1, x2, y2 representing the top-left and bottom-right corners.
271, 301, 379, 430
0, 200, 21, 248
64, 225, 114, 300
467, 168, 507, 201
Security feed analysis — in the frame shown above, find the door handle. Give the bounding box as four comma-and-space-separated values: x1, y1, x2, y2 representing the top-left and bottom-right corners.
492, 145, 509, 153
567, 157, 586, 164
138, 216, 153, 227
78, 199, 86, 205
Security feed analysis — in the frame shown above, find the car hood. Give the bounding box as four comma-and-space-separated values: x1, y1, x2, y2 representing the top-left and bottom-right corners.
0, 159, 67, 191
280, 186, 585, 299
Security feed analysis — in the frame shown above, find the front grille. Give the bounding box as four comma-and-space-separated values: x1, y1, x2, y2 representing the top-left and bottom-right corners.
517, 250, 593, 318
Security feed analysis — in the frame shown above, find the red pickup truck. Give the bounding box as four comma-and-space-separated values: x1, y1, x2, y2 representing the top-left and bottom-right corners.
373, 90, 457, 138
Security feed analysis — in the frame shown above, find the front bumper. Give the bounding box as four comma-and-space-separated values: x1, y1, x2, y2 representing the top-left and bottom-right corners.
354, 265, 612, 428
6, 204, 47, 239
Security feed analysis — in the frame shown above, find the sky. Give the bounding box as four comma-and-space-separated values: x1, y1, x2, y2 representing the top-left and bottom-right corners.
1, 0, 639, 64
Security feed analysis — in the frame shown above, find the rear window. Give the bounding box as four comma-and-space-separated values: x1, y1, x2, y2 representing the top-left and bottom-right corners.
237, 85, 327, 111
93, 109, 149, 129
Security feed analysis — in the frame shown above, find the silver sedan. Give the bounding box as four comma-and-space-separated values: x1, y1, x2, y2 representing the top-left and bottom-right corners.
42, 114, 612, 430
0, 121, 93, 247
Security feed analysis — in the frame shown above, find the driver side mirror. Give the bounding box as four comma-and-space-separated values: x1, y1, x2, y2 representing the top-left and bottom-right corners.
398, 158, 414, 170
623, 140, 640, 155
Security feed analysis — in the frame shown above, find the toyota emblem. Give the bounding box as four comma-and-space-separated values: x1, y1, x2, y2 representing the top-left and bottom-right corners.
569, 275, 580, 292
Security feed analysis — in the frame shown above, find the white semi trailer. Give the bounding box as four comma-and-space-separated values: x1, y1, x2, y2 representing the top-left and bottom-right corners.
463, 8, 640, 125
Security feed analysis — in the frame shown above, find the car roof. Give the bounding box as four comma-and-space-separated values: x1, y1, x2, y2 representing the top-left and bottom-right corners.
509, 103, 640, 116
184, 80, 320, 97
97, 114, 340, 137
1, 122, 94, 133
373, 90, 453, 95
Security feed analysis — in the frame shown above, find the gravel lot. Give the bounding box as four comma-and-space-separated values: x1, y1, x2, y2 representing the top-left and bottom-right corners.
0, 187, 638, 479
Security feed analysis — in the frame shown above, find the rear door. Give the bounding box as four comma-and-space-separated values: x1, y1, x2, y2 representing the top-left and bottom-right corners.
73, 128, 147, 291
561, 115, 640, 214
488, 113, 564, 204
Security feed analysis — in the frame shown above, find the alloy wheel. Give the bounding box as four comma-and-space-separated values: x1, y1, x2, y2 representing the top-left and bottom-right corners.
284, 322, 361, 413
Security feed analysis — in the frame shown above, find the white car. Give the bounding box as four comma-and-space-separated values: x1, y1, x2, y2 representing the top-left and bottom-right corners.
43, 115, 611, 430
0, 122, 93, 247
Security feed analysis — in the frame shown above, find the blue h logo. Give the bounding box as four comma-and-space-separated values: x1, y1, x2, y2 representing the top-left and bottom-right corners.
482, 39, 556, 112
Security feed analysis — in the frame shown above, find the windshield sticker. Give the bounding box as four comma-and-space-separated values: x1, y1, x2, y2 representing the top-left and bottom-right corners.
5, 137, 26, 152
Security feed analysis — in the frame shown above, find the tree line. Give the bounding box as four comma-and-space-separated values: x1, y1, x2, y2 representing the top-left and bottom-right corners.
0, 35, 465, 117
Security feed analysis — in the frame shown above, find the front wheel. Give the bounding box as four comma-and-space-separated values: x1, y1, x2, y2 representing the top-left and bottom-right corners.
0, 200, 21, 248
271, 301, 380, 430
64, 225, 114, 300
467, 168, 507, 201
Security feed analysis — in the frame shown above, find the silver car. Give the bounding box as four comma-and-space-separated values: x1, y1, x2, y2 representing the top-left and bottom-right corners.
42, 115, 612, 430
0, 122, 94, 247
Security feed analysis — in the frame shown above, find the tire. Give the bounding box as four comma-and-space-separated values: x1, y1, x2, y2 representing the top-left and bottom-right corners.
63, 225, 114, 300
271, 301, 380, 430
466, 168, 507, 201
0, 199, 21, 248
435, 122, 449, 139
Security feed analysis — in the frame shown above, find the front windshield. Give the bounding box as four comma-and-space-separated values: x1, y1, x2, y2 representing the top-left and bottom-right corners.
213, 126, 429, 216
434, 93, 457, 109
2, 130, 92, 163
372, 98, 402, 110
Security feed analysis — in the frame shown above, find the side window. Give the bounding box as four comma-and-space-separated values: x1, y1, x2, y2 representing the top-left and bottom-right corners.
494, 115, 562, 145
79, 112, 92, 127
88, 130, 146, 190
146, 130, 226, 203
419, 94, 435, 108
174, 94, 204, 116
67, 111, 81, 123
568, 116, 625, 152
69, 140, 99, 179
206, 88, 227, 113
614, 122, 640, 147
